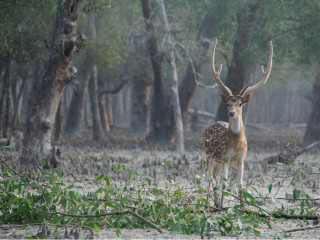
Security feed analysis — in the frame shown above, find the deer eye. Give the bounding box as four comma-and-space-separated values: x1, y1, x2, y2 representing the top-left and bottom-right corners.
239, 102, 243, 106
226, 103, 229, 107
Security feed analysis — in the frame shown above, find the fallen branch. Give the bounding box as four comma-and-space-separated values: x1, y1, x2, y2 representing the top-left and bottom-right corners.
226, 190, 319, 221
245, 209, 319, 221
33, 207, 162, 234
255, 196, 320, 202
284, 225, 320, 233
263, 140, 320, 164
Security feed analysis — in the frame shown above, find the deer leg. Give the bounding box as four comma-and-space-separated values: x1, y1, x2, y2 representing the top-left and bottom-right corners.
220, 163, 229, 207
237, 161, 244, 209
208, 161, 223, 207
206, 156, 213, 202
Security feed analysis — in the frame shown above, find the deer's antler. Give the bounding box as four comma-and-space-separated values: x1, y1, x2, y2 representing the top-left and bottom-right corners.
211, 40, 233, 96
239, 41, 273, 97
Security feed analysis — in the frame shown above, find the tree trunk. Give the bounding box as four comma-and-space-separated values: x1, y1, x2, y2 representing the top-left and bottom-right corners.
98, 95, 110, 132
304, 71, 320, 143
88, 65, 102, 140
215, 2, 260, 122
0, 65, 8, 137
179, 11, 216, 121
65, 11, 98, 135
86, 12, 102, 139
11, 67, 27, 130
116, 89, 125, 127
142, 0, 174, 142
243, 63, 260, 124
3, 61, 12, 138
0, 64, 5, 87
158, 0, 184, 152
84, 93, 90, 127
21, 0, 86, 169
98, 76, 129, 130
106, 93, 113, 127
65, 59, 91, 135
54, 95, 64, 141
125, 87, 131, 127
130, 73, 152, 133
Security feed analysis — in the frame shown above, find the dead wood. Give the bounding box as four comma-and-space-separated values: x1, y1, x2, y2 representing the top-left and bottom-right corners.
33, 207, 163, 234
244, 209, 319, 221
284, 225, 320, 233
263, 140, 320, 164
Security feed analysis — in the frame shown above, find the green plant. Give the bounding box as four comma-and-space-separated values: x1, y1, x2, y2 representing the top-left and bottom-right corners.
1, 157, 319, 238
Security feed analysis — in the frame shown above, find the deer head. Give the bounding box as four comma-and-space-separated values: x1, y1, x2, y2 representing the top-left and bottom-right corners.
211, 40, 273, 118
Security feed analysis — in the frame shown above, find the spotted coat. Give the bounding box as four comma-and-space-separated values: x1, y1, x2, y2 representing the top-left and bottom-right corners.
203, 121, 229, 163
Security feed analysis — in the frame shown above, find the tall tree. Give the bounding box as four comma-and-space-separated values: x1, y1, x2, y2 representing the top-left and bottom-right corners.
65, 12, 96, 136
88, 12, 103, 140
304, 72, 320, 143
158, 0, 184, 152
130, 72, 152, 133
88, 64, 103, 140
1, 62, 12, 138
141, 0, 174, 142
179, 11, 216, 121
21, 0, 86, 169
215, 2, 260, 122
261, 0, 320, 142
11, 66, 27, 130
65, 60, 91, 135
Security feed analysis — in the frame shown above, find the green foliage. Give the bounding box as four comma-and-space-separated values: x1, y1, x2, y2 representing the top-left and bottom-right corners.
0, 0, 56, 64
0, 165, 266, 237
81, 0, 111, 14
1, 156, 320, 238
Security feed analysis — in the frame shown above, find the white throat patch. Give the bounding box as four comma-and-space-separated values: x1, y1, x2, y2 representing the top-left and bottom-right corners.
230, 117, 241, 134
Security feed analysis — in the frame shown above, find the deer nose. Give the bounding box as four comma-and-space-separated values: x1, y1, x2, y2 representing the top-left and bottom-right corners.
229, 111, 235, 117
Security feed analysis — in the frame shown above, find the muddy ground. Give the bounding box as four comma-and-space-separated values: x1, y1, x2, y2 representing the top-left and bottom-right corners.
1, 123, 320, 239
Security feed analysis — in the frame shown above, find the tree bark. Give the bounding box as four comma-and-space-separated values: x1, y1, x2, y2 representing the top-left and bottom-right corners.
215, 2, 260, 122
106, 93, 113, 127
116, 89, 125, 127
141, 0, 174, 142
98, 75, 129, 129
304, 71, 320, 143
87, 12, 102, 139
65, 59, 91, 135
65, 11, 99, 135
3, 61, 12, 138
0, 64, 5, 87
179, 11, 216, 121
98, 94, 110, 132
130, 29, 152, 134
11, 67, 27, 130
54, 95, 64, 141
21, 0, 86, 169
130, 73, 152, 133
0, 65, 8, 137
158, 0, 184, 152
88, 65, 102, 140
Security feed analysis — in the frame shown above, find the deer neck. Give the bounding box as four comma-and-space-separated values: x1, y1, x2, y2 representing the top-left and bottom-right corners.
229, 116, 244, 135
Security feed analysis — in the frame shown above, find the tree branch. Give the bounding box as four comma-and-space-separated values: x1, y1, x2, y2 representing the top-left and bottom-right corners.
98, 76, 129, 97
263, 140, 320, 164
284, 225, 320, 233
244, 209, 319, 221
33, 207, 163, 234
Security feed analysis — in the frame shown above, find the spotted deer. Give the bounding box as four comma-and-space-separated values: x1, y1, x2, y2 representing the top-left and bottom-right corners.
203, 40, 273, 207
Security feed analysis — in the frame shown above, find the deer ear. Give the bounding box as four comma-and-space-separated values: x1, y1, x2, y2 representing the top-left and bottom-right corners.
220, 94, 228, 103
242, 94, 251, 104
